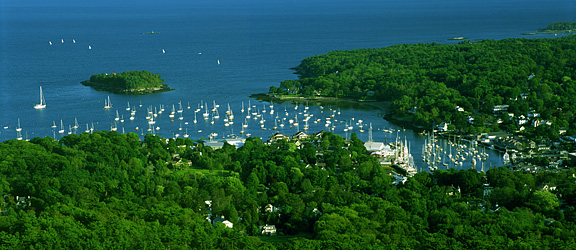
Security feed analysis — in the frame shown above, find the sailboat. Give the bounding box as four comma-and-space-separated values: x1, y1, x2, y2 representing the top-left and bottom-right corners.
58, 120, 65, 134
73, 118, 79, 129
34, 86, 46, 109
16, 121, 23, 140
16, 118, 22, 132
104, 96, 112, 109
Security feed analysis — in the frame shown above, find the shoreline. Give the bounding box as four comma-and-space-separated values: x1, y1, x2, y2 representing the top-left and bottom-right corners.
81, 80, 173, 95
251, 93, 428, 132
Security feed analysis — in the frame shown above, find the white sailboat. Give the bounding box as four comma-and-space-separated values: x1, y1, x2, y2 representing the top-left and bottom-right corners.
16, 118, 22, 132
34, 86, 46, 109
73, 118, 79, 129
104, 96, 112, 109
16, 119, 23, 140
58, 120, 65, 134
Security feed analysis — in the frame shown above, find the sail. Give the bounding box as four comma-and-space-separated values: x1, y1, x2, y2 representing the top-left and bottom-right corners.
34, 86, 46, 109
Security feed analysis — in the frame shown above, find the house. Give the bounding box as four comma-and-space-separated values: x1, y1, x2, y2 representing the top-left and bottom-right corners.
539, 183, 557, 192
313, 130, 325, 139
493, 105, 509, 113
260, 224, 277, 235
269, 132, 289, 142
364, 141, 385, 152
264, 204, 280, 213
212, 216, 233, 228
291, 131, 310, 140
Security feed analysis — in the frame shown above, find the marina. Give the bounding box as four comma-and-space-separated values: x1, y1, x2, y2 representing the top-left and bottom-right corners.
0, 95, 504, 172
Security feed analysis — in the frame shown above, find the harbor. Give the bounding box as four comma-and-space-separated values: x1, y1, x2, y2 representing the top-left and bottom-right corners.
0, 95, 504, 173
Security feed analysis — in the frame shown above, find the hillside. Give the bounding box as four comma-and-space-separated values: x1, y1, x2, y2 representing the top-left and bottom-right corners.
1, 132, 575, 249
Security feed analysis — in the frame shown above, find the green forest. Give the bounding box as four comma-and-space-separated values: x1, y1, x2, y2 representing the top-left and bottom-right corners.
271, 35, 576, 134
1, 131, 576, 249
84, 70, 169, 94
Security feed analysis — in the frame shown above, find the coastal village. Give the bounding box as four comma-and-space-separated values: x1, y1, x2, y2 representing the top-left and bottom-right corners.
432, 103, 575, 174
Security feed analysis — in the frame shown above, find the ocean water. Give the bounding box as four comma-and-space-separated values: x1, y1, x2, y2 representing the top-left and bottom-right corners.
1, 0, 574, 171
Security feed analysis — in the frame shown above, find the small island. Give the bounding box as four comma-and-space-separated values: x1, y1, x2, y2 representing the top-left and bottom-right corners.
81, 70, 172, 95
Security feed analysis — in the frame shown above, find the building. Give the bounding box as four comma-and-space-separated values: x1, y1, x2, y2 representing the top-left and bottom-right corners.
212, 216, 233, 228
260, 224, 277, 235
269, 132, 289, 142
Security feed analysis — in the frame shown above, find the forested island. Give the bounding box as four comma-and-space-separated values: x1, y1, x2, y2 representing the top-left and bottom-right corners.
267, 35, 576, 137
1, 131, 575, 249
81, 70, 172, 95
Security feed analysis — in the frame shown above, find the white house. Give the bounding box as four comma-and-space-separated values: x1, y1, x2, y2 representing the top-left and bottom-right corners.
260, 224, 277, 235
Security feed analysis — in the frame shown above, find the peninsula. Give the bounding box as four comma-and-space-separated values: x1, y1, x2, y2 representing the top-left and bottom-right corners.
81, 70, 172, 95
263, 35, 576, 138
540, 21, 576, 33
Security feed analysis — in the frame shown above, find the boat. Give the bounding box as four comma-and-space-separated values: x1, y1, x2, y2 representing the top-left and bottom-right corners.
16, 118, 22, 132
73, 118, 79, 129
51, 121, 57, 128
34, 86, 46, 109
104, 96, 112, 109
88, 45, 92, 50
16, 120, 23, 140
58, 120, 65, 134
177, 101, 183, 113
203, 105, 210, 120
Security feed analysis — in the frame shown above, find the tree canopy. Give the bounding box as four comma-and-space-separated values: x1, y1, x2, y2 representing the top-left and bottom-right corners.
271, 35, 576, 133
83, 70, 171, 94
1, 132, 575, 249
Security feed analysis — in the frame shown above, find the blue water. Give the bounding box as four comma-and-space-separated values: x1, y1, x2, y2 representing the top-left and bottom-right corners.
1, 0, 574, 171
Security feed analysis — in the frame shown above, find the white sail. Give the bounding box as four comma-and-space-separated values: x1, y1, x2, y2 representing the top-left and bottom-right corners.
34, 86, 46, 109
104, 96, 112, 109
